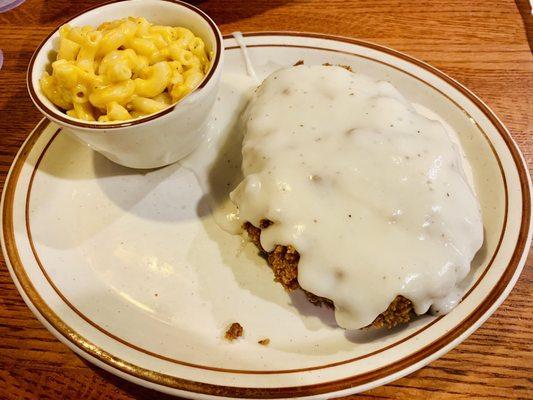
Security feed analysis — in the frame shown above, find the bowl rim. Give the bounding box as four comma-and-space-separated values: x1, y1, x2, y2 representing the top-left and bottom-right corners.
26, 0, 223, 130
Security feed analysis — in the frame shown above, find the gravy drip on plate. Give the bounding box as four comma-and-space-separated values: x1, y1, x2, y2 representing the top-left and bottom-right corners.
232, 31, 259, 84
230, 65, 484, 329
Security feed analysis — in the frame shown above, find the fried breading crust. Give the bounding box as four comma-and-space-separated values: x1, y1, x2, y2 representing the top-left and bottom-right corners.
244, 221, 414, 328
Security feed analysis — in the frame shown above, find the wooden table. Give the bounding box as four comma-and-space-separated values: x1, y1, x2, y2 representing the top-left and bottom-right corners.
0, 0, 531, 398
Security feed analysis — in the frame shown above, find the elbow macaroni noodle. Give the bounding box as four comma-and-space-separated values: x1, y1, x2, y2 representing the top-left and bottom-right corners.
40, 17, 211, 122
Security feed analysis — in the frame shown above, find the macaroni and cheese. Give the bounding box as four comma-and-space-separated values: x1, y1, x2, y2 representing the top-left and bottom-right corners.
40, 17, 211, 122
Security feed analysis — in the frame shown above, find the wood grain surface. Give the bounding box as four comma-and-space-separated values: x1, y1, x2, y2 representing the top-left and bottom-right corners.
0, 0, 531, 399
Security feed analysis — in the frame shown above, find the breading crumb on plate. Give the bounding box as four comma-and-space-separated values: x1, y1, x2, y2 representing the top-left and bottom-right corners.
225, 322, 243, 341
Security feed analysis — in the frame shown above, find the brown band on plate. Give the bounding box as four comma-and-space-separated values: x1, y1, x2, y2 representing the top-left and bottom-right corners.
22, 38, 514, 373
20, 42, 510, 375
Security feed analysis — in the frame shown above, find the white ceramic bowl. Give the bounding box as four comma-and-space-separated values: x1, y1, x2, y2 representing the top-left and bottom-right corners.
27, 0, 223, 169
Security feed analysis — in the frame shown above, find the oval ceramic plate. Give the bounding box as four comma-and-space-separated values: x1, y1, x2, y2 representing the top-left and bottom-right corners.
1, 33, 531, 399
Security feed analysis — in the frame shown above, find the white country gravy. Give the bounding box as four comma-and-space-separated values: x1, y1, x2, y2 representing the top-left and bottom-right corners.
229, 65, 484, 329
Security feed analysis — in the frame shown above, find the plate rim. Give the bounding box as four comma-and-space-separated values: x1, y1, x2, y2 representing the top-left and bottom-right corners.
1, 31, 531, 399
